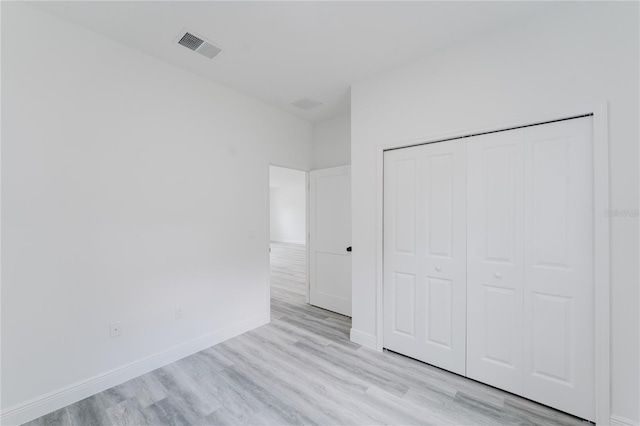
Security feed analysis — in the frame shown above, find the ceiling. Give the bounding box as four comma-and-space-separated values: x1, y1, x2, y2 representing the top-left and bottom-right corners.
32, 1, 556, 123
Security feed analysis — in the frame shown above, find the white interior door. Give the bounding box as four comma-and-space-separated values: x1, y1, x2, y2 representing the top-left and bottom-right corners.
467, 117, 594, 421
383, 140, 467, 375
309, 166, 352, 316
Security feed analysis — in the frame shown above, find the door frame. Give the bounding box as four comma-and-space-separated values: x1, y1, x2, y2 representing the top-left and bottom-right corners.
374, 102, 610, 424
266, 164, 310, 319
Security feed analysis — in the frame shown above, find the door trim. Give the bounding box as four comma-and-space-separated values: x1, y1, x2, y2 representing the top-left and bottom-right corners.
374, 102, 610, 424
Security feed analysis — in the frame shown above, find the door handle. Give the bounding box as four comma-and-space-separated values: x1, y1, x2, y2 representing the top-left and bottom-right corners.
346, 246, 352, 252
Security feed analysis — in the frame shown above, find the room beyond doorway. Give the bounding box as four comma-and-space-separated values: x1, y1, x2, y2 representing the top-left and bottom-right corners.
269, 166, 306, 246
269, 165, 308, 316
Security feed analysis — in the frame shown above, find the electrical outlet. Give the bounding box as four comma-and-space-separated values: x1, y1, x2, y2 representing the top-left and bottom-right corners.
175, 307, 184, 320
110, 321, 122, 338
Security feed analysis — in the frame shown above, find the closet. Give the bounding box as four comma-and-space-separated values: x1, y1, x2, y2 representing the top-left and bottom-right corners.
383, 116, 594, 421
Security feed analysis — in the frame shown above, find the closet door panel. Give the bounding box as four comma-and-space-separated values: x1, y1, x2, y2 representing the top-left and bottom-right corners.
419, 141, 467, 374
384, 152, 421, 355
384, 140, 467, 375
466, 130, 524, 395
522, 118, 594, 421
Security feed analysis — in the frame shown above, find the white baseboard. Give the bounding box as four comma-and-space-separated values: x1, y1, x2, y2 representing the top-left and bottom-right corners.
1, 313, 269, 426
350, 328, 377, 350
610, 415, 640, 426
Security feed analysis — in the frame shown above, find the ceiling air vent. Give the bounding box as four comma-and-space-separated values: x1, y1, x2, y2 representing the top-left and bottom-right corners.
176, 30, 221, 59
292, 98, 323, 110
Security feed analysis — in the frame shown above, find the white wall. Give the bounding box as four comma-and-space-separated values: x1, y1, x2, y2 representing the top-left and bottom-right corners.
350, 2, 639, 423
269, 186, 306, 244
270, 167, 306, 245
1, 3, 312, 423
313, 114, 351, 169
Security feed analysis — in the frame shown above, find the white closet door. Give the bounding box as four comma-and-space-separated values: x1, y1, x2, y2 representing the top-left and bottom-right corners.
521, 118, 594, 421
466, 129, 525, 395
384, 140, 467, 375
467, 117, 594, 421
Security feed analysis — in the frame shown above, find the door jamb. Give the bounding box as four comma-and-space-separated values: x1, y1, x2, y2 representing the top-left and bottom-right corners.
374, 102, 610, 424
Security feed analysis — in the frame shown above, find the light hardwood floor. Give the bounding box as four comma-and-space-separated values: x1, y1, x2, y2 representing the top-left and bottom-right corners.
24, 242, 587, 425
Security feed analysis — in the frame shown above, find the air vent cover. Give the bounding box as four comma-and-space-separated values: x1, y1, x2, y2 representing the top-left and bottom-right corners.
178, 32, 204, 51
176, 30, 222, 59
292, 98, 323, 110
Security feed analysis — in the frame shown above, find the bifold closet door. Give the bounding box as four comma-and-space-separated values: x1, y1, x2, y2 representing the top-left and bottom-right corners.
467, 117, 595, 421
383, 140, 467, 375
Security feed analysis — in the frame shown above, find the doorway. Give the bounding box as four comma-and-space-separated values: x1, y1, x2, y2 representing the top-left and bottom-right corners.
269, 165, 308, 317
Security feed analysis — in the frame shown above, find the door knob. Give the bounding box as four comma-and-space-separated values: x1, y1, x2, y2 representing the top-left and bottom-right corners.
494, 272, 502, 279
346, 246, 352, 252
435, 266, 442, 272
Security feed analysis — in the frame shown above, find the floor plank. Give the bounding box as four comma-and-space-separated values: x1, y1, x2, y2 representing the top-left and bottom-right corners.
24, 242, 586, 425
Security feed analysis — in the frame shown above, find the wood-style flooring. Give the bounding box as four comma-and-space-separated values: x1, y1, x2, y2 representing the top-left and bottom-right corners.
24, 242, 587, 425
